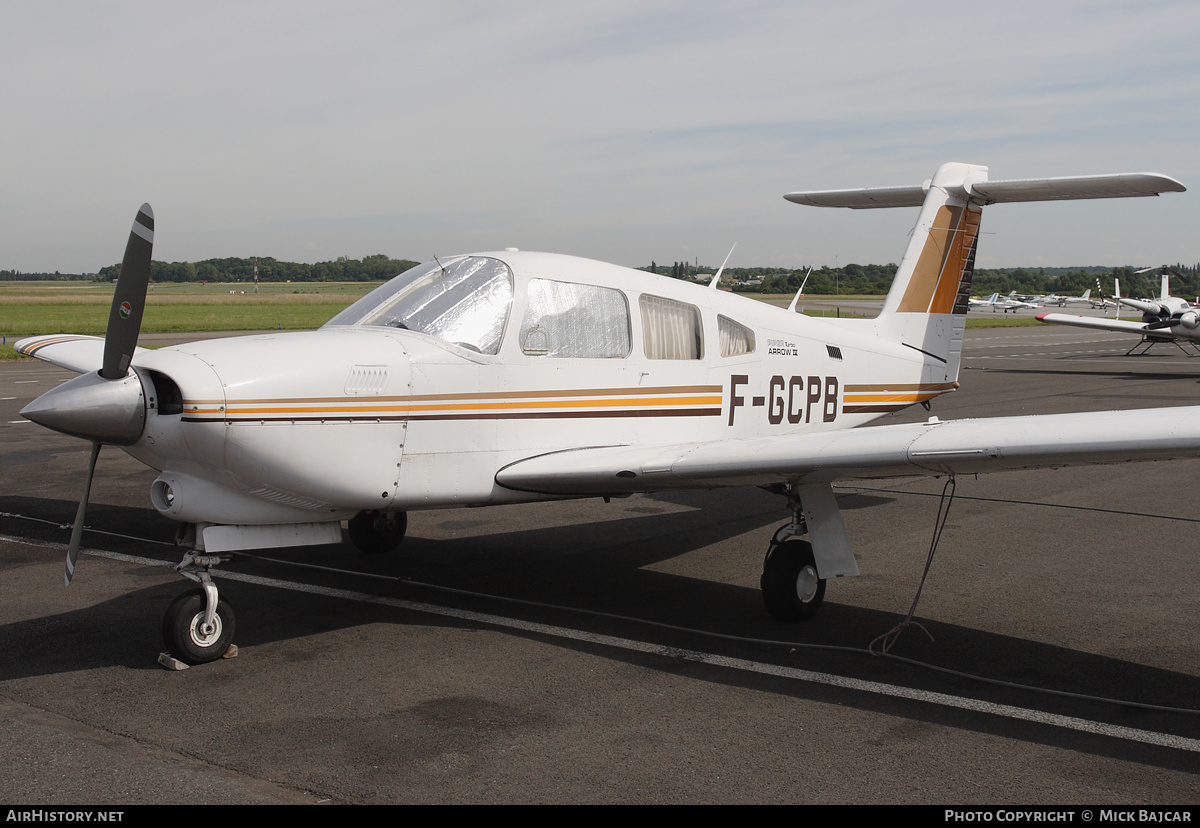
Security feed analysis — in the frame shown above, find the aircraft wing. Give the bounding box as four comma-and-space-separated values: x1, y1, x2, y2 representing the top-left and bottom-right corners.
1036, 313, 1154, 336
14, 334, 148, 374
496, 406, 1200, 495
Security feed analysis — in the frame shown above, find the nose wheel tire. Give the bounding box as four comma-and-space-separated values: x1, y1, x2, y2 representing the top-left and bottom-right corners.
163, 589, 236, 665
761, 538, 826, 622
348, 510, 407, 553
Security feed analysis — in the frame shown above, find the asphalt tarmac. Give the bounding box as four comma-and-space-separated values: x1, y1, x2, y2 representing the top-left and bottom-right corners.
3, 324, 1200, 804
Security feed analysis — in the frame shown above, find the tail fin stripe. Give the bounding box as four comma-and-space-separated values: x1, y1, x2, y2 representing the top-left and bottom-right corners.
897, 206, 961, 312
930, 207, 980, 314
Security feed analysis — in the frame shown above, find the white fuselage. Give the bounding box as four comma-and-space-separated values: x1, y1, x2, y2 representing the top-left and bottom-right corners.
124, 252, 949, 526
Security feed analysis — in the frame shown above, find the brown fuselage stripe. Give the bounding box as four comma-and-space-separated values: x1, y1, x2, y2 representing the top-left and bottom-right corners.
843, 404, 910, 414
843, 394, 940, 403
182, 407, 724, 424
843, 382, 957, 392
181, 385, 723, 406
189, 394, 721, 416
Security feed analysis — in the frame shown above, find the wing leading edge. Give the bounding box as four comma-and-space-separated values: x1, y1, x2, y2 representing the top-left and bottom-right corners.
496, 406, 1200, 495
1036, 312, 1169, 337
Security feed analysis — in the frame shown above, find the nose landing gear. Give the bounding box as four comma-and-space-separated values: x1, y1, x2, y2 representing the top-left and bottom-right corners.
162, 588, 236, 665
161, 546, 237, 665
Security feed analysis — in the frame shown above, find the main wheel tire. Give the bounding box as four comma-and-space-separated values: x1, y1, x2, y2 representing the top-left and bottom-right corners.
348, 510, 408, 554
761, 538, 826, 622
162, 589, 235, 665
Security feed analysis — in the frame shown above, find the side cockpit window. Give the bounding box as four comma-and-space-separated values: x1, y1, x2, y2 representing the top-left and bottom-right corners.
718, 315, 755, 357
324, 256, 512, 355
520, 279, 631, 358
640, 294, 703, 359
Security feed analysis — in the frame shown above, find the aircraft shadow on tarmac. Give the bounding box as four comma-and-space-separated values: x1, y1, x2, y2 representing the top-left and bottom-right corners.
3, 488, 1200, 771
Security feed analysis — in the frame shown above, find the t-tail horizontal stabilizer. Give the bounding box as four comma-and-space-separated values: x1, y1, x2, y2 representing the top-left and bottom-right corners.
784, 170, 1186, 209
781, 163, 1186, 390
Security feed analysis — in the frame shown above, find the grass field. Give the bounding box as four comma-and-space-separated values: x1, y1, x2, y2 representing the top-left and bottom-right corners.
0, 281, 383, 357
0, 281, 1106, 359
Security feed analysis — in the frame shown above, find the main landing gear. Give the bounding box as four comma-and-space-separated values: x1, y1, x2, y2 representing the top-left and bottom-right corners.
758, 482, 859, 622
760, 515, 826, 622
347, 510, 407, 554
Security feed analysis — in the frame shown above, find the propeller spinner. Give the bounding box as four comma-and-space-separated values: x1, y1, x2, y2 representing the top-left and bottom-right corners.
20, 204, 153, 584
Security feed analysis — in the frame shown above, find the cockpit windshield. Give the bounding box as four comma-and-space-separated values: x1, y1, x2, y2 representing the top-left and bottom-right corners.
323, 256, 513, 355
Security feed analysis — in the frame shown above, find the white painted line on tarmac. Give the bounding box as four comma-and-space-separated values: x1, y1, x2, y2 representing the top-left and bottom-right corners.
10, 536, 1197, 755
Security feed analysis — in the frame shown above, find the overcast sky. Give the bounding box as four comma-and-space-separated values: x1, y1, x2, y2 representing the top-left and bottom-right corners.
3, 1, 1197, 274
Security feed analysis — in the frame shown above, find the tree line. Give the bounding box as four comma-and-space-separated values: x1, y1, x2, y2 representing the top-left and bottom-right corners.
0, 254, 419, 283
644, 262, 1200, 299
5, 256, 1200, 299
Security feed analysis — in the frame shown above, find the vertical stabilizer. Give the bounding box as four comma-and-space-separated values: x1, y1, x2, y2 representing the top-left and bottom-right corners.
871, 163, 986, 384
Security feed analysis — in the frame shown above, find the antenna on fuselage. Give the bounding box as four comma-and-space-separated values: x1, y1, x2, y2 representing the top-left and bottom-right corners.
786, 267, 813, 313
708, 242, 737, 289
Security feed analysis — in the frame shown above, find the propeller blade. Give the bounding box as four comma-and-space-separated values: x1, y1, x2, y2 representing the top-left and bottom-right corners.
1146, 318, 1178, 330
65, 441, 101, 586
101, 204, 154, 380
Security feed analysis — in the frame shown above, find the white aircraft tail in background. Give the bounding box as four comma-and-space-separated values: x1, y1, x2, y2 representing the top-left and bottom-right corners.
1043, 288, 1091, 307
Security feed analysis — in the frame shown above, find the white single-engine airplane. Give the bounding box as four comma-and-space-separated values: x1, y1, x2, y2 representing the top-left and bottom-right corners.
1041, 288, 1092, 307
17, 162, 1198, 666
969, 291, 1039, 313
1038, 267, 1200, 352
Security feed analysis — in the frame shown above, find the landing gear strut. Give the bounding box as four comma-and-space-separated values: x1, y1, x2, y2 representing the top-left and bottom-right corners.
162, 544, 235, 664
760, 483, 846, 622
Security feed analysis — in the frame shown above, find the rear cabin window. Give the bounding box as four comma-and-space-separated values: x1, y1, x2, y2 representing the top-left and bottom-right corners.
640, 294, 703, 360
718, 315, 755, 357
520, 279, 631, 358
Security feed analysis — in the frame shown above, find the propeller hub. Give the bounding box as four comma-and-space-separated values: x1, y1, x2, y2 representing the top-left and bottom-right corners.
20, 368, 147, 445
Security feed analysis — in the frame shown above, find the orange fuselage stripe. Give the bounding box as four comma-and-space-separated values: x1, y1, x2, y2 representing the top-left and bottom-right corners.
186, 395, 723, 415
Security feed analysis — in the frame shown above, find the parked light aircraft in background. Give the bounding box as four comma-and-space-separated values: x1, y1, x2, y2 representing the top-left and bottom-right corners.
1041, 288, 1091, 307
17, 163, 1197, 665
970, 291, 1039, 313
1038, 267, 1200, 351
995, 292, 1042, 312
1089, 279, 1118, 311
